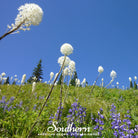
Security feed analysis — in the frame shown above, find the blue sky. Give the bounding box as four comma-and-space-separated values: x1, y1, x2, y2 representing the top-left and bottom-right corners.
0, 0, 138, 88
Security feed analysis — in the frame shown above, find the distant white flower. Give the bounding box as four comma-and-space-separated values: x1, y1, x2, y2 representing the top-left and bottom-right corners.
58, 56, 71, 67
60, 43, 73, 56
44, 81, 47, 84
110, 70, 117, 80
40, 79, 42, 82
134, 76, 137, 81
9, 3, 43, 32
21, 74, 26, 84
69, 60, 76, 75
32, 76, 37, 81
129, 77, 132, 82
101, 78, 104, 87
14, 78, 18, 82
116, 82, 119, 85
1, 72, 6, 77
32, 82, 36, 93
14, 75, 17, 78
10, 76, 13, 81
81, 78, 86, 87
98, 66, 104, 73
50, 72, 54, 80
76, 79, 80, 87
3, 77, 7, 82
63, 67, 69, 76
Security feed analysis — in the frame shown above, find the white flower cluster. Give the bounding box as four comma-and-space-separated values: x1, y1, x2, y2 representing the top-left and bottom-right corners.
98, 66, 104, 73
50, 72, 54, 80
68, 60, 76, 75
8, 3, 43, 32
21, 74, 26, 85
134, 76, 137, 81
75, 78, 80, 87
110, 70, 117, 80
81, 78, 86, 87
32, 82, 36, 93
129, 77, 132, 82
58, 56, 71, 67
63, 67, 69, 76
60, 43, 73, 56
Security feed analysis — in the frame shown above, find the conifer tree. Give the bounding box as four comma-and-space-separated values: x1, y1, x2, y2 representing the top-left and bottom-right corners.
134, 81, 137, 89
27, 59, 43, 83
70, 71, 78, 86
5, 76, 10, 84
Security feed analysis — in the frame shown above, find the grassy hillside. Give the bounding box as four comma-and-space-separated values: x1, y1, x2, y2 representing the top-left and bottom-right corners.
0, 83, 138, 137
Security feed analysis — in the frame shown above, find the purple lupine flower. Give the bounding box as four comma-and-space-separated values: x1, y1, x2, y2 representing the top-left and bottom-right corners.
93, 109, 104, 137
33, 104, 37, 110
110, 104, 137, 137
48, 104, 64, 125
0, 96, 15, 111
66, 100, 86, 137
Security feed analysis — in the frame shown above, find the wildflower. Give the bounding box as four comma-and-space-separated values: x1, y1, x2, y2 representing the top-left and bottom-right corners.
110, 70, 117, 80
93, 109, 104, 137
116, 82, 119, 88
1, 72, 6, 77
32, 82, 36, 93
50, 72, 54, 80
67, 100, 86, 126
21, 74, 26, 85
58, 56, 71, 67
68, 60, 76, 75
81, 78, 86, 87
129, 77, 132, 82
60, 43, 73, 56
3, 77, 7, 83
134, 76, 137, 81
101, 78, 104, 87
98, 66, 104, 73
8, 3, 43, 32
14, 75, 17, 78
63, 67, 69, 76
76, 79, 80, 87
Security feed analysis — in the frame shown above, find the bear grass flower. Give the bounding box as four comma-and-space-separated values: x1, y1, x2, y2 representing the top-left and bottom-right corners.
1, 72, 6, 77
68, 60, 76, 75
0, 3, 43, 40
60, 43, 73, 56
63, 67, 69, 76
21, 74, 26, 85
9, 3, 43, 31
98, 66, 104, 73
58, 56, 71, 67
134, 76, 137, 81
129, 77, 132, 82
50, 72, 54, 80
110, 70, 117, 80
32, 82, 36, 93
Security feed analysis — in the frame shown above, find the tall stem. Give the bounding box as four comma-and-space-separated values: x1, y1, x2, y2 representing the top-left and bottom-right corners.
27, 56, 66, 138
90, 73, 101, 96
0, 20, 25, 40
105, 79, 113, 88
